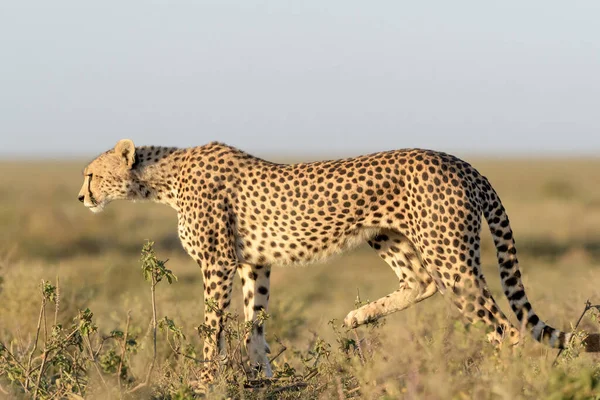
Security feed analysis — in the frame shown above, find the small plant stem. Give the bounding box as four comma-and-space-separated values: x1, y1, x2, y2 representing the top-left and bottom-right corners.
25, 286, 47, 391
148, 275, 158, 381
42, 303, 48, 345
54, 275, 60, 326
127, 271, 158, 394
32, 349, 48, 400
234, 316, 249, 380
84, 335, 110, 392
92, 337, 110, 359
0, 343, 29, 391
70, 354, 83, 396
117, 311, 131, 397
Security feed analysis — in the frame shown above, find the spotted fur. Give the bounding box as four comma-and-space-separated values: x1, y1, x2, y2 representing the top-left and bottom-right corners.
79, 139, 600, 386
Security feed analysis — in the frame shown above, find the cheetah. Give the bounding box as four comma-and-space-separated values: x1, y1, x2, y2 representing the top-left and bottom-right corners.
78, 139, 600, 386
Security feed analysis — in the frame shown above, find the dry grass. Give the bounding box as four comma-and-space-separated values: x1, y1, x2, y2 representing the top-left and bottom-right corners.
0, 156, 599, 399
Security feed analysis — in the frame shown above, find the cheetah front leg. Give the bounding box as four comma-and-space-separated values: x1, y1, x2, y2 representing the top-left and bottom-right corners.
178, 206, 240, 392
195, 261, 237, 388
238, 263, 273, 377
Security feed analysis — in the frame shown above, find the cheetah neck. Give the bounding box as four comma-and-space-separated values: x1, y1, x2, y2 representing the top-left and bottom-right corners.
129, 146, 184, 210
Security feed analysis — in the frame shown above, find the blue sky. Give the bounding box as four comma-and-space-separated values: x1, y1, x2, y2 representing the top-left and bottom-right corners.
1, 1, 600, 158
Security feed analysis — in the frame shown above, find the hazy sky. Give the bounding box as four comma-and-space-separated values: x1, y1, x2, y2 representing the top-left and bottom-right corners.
1, 1, 600, 158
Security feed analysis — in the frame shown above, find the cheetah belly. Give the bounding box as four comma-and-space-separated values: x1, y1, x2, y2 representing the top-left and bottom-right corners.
237, 226, 380, 266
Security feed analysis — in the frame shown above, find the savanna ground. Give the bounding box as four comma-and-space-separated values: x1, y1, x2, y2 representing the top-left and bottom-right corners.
0, 155, 599, 399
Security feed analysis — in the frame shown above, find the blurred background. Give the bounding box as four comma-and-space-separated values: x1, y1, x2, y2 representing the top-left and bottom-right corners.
1, 1, 599, 397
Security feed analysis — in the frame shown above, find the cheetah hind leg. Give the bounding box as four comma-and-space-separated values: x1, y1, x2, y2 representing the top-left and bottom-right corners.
418, 224, 521, 349
344, 230, 437, 328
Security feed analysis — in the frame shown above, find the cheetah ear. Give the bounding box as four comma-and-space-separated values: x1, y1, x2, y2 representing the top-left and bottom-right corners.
114, 139, 136, 169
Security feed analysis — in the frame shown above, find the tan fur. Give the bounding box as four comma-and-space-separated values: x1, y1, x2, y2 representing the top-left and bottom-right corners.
79, 139, 600, 390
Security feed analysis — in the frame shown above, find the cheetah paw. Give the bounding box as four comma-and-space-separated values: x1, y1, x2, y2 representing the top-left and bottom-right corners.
344, 308, 380, 328
343, 310, 361, 328
189, 380, 208, 396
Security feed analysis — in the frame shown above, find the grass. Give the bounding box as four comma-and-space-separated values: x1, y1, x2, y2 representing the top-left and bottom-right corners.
0, 156, 599, 398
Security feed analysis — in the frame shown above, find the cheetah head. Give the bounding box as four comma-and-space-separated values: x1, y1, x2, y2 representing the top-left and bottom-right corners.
78, 139, 137, 213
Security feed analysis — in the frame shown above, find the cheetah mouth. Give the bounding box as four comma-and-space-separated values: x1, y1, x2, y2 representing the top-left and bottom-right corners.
88, 205, 104, 213
84, 201, 105, 213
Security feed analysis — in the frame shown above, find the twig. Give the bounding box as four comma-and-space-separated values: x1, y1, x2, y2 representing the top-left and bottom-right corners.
335, 375, 345, 400
162, 328, 207, 363
269, 336, 287, 364
0, 383, 8, 395
48, 383, 66, 400
553, 300, 600, 366
246, 376, 299, 385
0, 342, 27, 372
346, 386, 361, 395
303, 368, 319, 381
270, 382, 309, 394
173, 349, 207, 363
352, 330, 365, 365
269, 346, 287, 364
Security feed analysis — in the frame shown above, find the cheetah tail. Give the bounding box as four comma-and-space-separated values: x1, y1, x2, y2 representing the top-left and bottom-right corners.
482, 182, 600, 352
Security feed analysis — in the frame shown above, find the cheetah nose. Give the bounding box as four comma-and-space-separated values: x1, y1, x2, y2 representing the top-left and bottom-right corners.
78, 195, 85, 203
